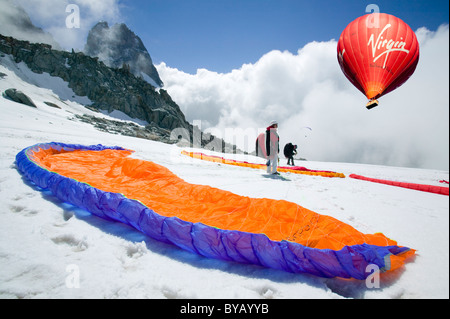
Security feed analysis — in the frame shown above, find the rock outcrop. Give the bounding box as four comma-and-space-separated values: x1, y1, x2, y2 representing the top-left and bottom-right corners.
0, 34, 187, 131
84, 22, 163, 87
2, 88, 37, 107
0, 34, 240, 153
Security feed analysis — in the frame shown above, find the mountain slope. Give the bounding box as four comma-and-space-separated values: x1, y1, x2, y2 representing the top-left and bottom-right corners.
0, 34, 187, 132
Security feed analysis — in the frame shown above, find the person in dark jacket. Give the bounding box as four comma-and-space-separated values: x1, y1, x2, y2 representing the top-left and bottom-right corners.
283, 143, 297, 166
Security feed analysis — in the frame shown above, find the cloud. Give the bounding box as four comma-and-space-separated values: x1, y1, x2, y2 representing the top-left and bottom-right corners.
0, 0, 61, 48
157, 25, 449, 170
12, 0, 122, 50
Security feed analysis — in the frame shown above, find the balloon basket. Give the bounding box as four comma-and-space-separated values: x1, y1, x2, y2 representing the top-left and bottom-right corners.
366, 100, 379, 109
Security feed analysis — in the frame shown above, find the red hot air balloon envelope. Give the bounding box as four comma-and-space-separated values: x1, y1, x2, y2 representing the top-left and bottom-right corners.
337, 13, 420, 109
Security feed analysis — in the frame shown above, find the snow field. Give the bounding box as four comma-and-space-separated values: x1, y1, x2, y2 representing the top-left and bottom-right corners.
0, 58, 448, 299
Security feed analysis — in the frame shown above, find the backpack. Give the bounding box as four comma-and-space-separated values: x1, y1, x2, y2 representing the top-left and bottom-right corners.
283, 143, 294, 158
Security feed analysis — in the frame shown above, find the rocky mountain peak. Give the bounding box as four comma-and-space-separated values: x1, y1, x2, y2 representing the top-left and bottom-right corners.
84, 21, 163, 87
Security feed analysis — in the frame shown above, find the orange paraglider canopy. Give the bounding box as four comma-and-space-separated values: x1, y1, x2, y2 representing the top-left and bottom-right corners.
181, 151, 346, 178
17, 143, 414, 278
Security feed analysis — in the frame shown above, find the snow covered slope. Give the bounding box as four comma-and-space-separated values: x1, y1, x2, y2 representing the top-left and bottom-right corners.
0, 58, 448, 299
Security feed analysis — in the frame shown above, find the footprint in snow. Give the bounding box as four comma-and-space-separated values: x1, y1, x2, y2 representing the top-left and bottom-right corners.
50, 234, 88, 252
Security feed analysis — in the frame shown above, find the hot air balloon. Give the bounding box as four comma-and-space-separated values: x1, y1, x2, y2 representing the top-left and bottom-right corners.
337, 13, 420, 109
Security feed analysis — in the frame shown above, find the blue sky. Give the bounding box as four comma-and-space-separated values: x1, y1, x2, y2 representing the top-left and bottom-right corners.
10, 0, 449, 73
118, 0, 449, 73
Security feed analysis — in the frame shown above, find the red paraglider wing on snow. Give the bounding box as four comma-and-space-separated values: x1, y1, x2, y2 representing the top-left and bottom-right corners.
350, 174, 449, 196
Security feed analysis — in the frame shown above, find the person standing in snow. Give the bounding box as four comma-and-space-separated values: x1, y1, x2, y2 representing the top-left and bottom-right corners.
265, 120, 280, 174
255, 120, 280, 174
284, 143, 297, 166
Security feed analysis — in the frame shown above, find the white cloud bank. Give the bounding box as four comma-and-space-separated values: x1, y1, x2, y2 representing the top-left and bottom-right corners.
157, 25, 449, 170
12, 0, 122, 50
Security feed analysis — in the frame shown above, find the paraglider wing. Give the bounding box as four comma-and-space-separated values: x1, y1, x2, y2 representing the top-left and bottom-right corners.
299, 126, 312, 138
182, 151, 345, 178
350, 174, 449, 196
16, 142, 414, 279
337, 13, 420, 108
